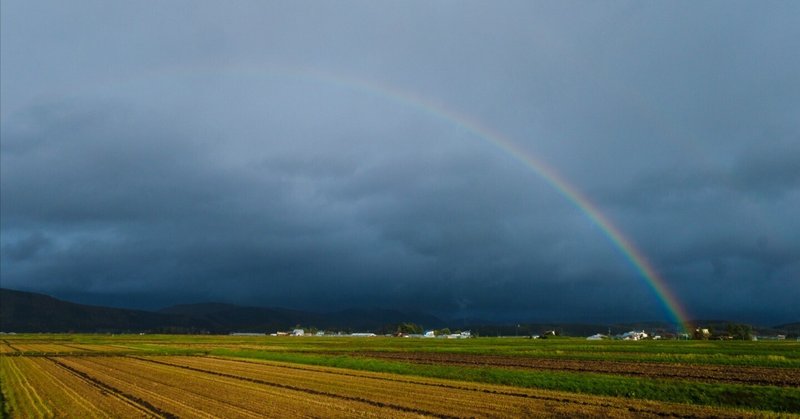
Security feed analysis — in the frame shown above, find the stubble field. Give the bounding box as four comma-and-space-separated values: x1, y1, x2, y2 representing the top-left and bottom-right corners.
1, 335, 798, 418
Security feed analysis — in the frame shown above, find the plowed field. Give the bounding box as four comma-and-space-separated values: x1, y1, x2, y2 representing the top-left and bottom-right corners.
0, 355, 763, 418
2, 343, 143, 355
3, 335, 798, 417
352, 351, 800, 387
0, 356, 158, 417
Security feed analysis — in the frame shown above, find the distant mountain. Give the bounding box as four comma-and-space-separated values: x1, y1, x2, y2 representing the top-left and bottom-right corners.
763, 322, 800, 337
158, 303, 445, 332
2, 288, 793, 336
325, 308, 445, 331
0, 288, 204, 333
158, 303, 325, 332
0, 288, 444, 333
159, 302, 241, 316
774, 322, 800, 331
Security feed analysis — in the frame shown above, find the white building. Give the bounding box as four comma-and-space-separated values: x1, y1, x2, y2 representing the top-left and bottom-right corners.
444, 331, 472, 339
291, 329, 305, 336
619, 330, 648, 340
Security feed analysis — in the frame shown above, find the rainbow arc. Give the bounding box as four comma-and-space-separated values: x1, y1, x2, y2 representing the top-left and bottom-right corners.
78, 63, 692, 332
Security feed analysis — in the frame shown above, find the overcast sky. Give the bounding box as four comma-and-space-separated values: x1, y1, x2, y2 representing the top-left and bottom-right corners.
2, 1, 798, 325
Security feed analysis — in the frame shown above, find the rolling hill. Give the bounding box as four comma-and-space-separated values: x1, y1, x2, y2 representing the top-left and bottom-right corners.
0, 288, 202, 333
0, 288, 443, 333
2, 288, 794, 336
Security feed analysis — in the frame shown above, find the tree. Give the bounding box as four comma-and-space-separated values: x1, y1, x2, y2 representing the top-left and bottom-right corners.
726, 323, 752, 340
395, 322, 423, 335
693, 327, 712, 340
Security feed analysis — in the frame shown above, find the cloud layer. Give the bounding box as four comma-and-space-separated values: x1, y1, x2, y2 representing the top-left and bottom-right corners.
2, 1, 798, 324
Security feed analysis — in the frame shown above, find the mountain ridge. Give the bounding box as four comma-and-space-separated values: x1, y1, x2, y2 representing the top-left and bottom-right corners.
1, 288, 796, 336
0, 288, 444, 333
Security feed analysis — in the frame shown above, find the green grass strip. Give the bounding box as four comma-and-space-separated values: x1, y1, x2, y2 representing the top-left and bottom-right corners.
210, 348, 800, 414
13, 335, 799, 368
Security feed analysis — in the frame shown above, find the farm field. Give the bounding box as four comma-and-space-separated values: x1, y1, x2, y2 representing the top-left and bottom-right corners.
1, 335, 799, 418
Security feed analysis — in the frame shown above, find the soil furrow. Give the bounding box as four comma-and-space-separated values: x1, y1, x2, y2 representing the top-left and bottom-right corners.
135, 356, 460, 419
45, 357, 174, 419
1, 341, 21, 354
349, 351, 799, 386
152, 356, 756, 419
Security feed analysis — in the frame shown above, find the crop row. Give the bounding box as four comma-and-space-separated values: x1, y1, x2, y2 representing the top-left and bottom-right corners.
0, 356, 155, 418
3, 355, 765, 418
2, 353, 787, 418
348, 350, 800, 386
209, 347, 800, 412
0, 344, 18, 355
5, 335, 799, 367
2, 343, 139, 354
122, 356, 763, 418
131, 338, 800, 368
55, 356, 428, 418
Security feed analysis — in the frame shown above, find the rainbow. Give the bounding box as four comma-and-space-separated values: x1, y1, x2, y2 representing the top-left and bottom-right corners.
76, 63, 693, 331
287, 67, 691, 332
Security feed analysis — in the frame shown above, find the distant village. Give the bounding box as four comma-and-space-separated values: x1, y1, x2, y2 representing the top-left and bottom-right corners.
226, 324, 793, 341
232, 329, 473, 339
573, 326, 788, 341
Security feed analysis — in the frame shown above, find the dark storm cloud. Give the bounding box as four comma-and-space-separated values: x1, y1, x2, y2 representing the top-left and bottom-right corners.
606, 139, 800, 206
2, 1, 798, 324
2, 232, 51, 262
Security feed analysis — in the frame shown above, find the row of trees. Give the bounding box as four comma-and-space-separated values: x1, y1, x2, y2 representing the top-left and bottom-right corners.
376, 323, 463, 336
726, 323, 753, 340
287, 323, 450, 336
694, 323, 753, 340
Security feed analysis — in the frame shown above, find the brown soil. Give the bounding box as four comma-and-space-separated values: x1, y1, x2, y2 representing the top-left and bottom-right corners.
353, 351, 800, 387
2, 354, 773, 418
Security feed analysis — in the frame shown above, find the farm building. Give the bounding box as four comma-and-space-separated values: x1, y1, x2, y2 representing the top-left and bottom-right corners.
443, 331, 471, 339
693, 328, 711, 340
618, 330, 648, 340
